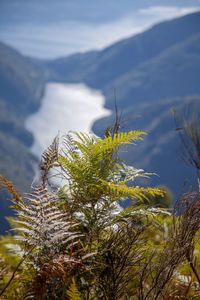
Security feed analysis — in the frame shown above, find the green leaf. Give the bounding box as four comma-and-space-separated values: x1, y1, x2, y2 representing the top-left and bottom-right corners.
66, 278, 82, 300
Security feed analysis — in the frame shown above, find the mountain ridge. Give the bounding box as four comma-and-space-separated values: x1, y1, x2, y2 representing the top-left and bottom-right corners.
45, 11, 200, 89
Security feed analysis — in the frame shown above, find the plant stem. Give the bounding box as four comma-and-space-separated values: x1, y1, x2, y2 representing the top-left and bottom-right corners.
0, 246, 34, 297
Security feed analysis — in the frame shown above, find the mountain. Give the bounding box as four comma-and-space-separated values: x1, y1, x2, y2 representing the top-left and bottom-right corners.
45, 11, 200, 195
46, 12, 200, 89
0, 41, 46, 189
0, 11, 200, 232
0, 42, 47, 232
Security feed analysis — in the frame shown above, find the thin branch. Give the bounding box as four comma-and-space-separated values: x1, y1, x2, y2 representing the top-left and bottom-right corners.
186, 254, 200, 285
0, 246, 35, 297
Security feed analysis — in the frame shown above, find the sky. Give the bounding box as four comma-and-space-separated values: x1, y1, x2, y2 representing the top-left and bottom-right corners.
0, 0, 200, 58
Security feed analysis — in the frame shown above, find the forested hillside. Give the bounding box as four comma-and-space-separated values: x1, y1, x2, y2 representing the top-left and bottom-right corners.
0, 41, 46, 190
0, 42, 46, 230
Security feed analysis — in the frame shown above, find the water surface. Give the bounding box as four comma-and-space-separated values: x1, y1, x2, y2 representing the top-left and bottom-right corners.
26, 82, 111, 156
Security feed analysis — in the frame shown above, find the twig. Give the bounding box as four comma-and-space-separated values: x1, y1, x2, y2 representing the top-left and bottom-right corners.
0, 246, 34, 297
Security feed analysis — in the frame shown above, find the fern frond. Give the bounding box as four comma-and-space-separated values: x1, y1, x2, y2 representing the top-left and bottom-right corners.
40, 136, 59, 184
91, 130, 145, 158
13, 186, 82, 252
0, 175, 22, 205
73, 132, 97, 151
63, 132, 97, 159
103, 181, 164, 202
115, 205, 171, 221
58, 131, 147, 199
110, 163, 155, 184
66, 278, 82, 300
58, 130, 164, 233
60, 131, 145, 170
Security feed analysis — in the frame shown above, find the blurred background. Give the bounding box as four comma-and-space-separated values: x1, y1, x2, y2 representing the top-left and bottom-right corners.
0, 0, 200, 232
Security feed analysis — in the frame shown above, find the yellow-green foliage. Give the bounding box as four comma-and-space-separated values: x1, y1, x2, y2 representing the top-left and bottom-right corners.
66, 278, 82, 300
58, 131, 163, 205
1, 129, 200, 299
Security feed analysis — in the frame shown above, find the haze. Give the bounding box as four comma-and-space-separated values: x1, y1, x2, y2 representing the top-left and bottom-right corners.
0, 0, 199, 58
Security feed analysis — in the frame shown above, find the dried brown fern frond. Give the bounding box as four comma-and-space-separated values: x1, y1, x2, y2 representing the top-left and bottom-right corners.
37, 254, 83, 283
0, 175, 22, 204
27, 254, 83, 300
24, 248, 95, 299
40, 136, 59, 186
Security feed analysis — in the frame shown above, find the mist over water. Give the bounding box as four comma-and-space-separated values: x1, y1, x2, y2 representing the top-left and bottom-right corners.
26, 82, 111, 157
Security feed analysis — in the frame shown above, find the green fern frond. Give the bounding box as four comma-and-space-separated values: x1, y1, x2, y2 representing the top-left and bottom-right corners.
60, 131, 145, 165
64, 132, 97, 158
66, 278, 82, 300
102, 181, 164, 202
73, 132, 97, 150
58, 130, 164, 227
91, 130, 145, 158
58, 131, 147, 195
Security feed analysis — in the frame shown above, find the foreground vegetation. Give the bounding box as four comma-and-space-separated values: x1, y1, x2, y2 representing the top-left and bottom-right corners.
0, 125, 200, 299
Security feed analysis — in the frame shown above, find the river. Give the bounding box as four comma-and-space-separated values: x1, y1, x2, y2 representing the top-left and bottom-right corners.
26, 82, 111, 157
